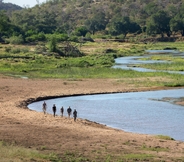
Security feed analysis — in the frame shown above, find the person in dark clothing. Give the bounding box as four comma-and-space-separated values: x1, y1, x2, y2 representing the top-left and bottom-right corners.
42, 101, 47, 114
60, 106, 64, 117
73, 109, 77, 122
52, 104, 56, 117
67, 106, 72, 118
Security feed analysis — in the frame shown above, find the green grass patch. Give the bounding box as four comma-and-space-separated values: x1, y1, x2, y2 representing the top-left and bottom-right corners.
141, 143, 169, 152
145, 42, 184, 51
0, 141, 90, 162
0, 141, 60, 162
122, 153, 154, 161
141, 62, 184, 71
156, 135, 175, 141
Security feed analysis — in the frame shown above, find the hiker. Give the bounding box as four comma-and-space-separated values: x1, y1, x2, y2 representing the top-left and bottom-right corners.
52, 104, 56, 117
42, 101, 47, 114
73, 109, 77, 122
67, 106, 72, 118
60, 106, 64, 117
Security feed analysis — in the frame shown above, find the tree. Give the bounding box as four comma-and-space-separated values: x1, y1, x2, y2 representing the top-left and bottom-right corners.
0, 11, 12, 38
170, 4, 184, 36
74, 26, 89, 37
170, 16, 184, 36
108, 16, 141, 37
84, 11, 108, 35
144, 2, 159, 16
146, 11, 171, 37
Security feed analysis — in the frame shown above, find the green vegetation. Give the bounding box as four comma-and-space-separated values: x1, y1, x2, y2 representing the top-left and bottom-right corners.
0, 141, 60, 162
0, 141, 91, 162
138, 54, 184, 71
156, 135, 175, 141
122, 153, 154, 161
1, 0, 184, 44
141, 143, 169, 152
0, 41, 184, 89
140, 61, 184, 72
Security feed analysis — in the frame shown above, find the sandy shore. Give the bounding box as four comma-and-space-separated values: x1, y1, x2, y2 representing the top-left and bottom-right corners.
0, 75, 184, 161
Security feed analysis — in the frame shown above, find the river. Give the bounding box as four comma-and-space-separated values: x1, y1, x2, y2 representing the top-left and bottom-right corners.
28, 50, 184, 141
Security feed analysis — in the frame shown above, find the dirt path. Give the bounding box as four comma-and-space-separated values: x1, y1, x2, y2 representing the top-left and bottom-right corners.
0, 76, 184, 161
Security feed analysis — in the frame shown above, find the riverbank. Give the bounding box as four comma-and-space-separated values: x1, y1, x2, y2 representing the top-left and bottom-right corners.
0, 75, 184, 161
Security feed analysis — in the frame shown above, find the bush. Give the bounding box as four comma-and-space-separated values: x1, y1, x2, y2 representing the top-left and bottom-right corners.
68, 36, 79, 42
11, 48, 21, 54
46, 34, 69, 42
48, 37, 57, 52
4, 46, 12, 53
9, 35, 24, 44
26, 33, 46, 42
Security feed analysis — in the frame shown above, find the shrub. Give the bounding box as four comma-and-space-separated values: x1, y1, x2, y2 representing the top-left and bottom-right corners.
68, 36, 79, 42
4, 46, 12, 53
26, 33, 46, 42
46, 34, 69, 42
9, 35, 24, 44
48, 37, 57, 52
11, 48, 21, 54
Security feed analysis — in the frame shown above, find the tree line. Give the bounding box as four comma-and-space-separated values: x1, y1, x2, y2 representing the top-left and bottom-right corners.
0, 0, 184, 44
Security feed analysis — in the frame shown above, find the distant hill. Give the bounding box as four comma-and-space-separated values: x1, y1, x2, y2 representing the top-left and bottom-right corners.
1, 0, 184, 41
0, 0, 22, 12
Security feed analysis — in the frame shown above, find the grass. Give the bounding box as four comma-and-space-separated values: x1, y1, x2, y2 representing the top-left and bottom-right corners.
138, 55, 184, 71
141, 143, 169, 152
145, 42, 184, 51
1, 42, 184, 88
0, 141, 89, 162
0, 141, 59, 162
122, 153, 154, 161
156, 135, 175, 141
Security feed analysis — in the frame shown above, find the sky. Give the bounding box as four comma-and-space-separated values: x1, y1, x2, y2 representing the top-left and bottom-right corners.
3, 0, 46, 7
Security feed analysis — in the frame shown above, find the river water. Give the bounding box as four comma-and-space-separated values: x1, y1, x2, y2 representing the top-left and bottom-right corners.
28, 89, 184, 141
113, 51, 184, 74
28, 51, 184, 141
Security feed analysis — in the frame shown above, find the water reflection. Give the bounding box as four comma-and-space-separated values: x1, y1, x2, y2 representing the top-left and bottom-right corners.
28, 88, 184, 141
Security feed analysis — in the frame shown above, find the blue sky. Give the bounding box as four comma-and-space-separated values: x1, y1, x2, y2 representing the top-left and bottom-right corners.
3, 0, 46, 7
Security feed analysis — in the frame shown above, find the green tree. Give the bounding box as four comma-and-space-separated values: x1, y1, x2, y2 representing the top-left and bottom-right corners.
108, 16, 141, 37
84, 11, 108, 35
0, 11, 12, 37
74, 26, 89, 37
170, 4, 184, 36
170, 16, 184, 36
146, 11, 171, 37
144, 2, 159, 16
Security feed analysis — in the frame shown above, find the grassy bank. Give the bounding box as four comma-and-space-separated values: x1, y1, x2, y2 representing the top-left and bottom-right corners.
0, 141, 59, 162
0, 41, 184, 87
138, 54, 184, 72
0, 141, 90, 162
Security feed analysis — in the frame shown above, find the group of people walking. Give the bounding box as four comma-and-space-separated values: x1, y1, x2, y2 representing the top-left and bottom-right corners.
42, 101, 77, 121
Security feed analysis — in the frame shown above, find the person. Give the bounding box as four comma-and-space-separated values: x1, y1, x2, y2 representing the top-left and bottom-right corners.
60, 106, 64, 117
67, 106, 72, 118
42, 101, 47, 114
52, 104, 56, 117
73, 109, 77, 122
